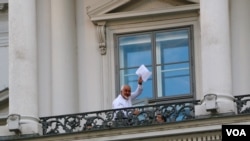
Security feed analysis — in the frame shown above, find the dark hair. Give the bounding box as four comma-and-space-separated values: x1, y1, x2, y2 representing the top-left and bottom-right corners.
157, 113, 166, 122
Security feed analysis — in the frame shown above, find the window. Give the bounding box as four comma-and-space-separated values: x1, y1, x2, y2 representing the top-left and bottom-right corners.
116, 26, 195, 103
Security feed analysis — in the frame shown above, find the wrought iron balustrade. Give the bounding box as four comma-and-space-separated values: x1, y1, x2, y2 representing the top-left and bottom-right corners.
40, 94, 250, 136
40, 100, 199, 135
234, 94, 250, 114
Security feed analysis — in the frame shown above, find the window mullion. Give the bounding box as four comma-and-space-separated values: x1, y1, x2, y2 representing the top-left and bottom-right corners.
152, 32, 158, 100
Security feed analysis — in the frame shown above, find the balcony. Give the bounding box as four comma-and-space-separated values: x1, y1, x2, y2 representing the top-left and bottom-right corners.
1, 94, 250, 141
40, 100, 199, 135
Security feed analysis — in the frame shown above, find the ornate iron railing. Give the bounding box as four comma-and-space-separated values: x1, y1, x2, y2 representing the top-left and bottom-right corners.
234, 94, 250, 114
40, 100, 199, 135
40, 94, 250, 136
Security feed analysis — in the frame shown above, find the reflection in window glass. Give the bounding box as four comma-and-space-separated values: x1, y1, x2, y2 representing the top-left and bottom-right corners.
119, 34, 152, 68
118, 34, 153, 99
156, 29, 191, 98
157, 63, 190, 97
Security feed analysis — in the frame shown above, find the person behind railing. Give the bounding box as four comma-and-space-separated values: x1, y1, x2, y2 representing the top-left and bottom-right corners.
84, 122, 92, 130
112, 76, 143, 121
155, 113, 166, 124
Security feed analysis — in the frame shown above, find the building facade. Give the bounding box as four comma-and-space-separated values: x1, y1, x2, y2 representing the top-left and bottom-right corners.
0, 0, 250, 140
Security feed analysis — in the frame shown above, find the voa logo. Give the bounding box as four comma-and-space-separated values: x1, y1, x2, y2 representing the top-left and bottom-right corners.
226, 129, 246, 136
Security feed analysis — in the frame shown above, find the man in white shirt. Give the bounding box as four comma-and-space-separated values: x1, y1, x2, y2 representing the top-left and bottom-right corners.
112, 76, 143, 109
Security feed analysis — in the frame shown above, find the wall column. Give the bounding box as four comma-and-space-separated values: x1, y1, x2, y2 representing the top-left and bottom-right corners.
195, 0, 236, 116
51, 0, 79, 115
230, 0, 250, 96
9, 0, 41, 134
37, 0, 52, 117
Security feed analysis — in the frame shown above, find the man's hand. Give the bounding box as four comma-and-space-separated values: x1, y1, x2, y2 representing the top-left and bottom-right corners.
133, 109, 140, 115
138, 76, 143, 85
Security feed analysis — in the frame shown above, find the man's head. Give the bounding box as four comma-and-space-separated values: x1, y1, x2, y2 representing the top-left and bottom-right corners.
120, 85, 131, 100
156, 114, 166, 123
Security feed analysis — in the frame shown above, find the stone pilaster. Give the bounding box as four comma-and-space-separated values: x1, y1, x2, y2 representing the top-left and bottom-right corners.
195, 0, 236, 116
8, 0, 41, 135
51, 0, 79, 115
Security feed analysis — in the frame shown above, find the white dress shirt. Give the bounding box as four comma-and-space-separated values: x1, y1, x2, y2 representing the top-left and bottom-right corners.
112, 85, 143, 109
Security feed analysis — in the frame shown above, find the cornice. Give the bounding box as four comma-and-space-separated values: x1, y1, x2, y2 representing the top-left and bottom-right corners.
90, 4, 200, 23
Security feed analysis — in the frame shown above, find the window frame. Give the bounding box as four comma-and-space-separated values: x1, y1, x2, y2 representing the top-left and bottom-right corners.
114, 25, 196, 104
101, 13, 201, 109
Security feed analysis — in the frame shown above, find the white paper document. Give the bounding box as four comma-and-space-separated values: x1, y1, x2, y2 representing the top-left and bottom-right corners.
135, 64, 152, 82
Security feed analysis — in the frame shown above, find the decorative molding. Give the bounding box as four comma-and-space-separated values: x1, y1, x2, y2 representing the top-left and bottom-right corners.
96, 22, 106, 55
90, 4, 200, 23
87, 0, 128, 56
87, 0, 199, 55
87, 0, 130, 16
166, 131, 221, 141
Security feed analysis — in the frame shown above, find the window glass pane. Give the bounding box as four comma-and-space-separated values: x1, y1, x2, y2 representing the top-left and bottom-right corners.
119, 34, 152, 68
155, 29, 191, 98
157, 63, 190, 97
156, 30, 189, 64
119, 68, 138, 87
